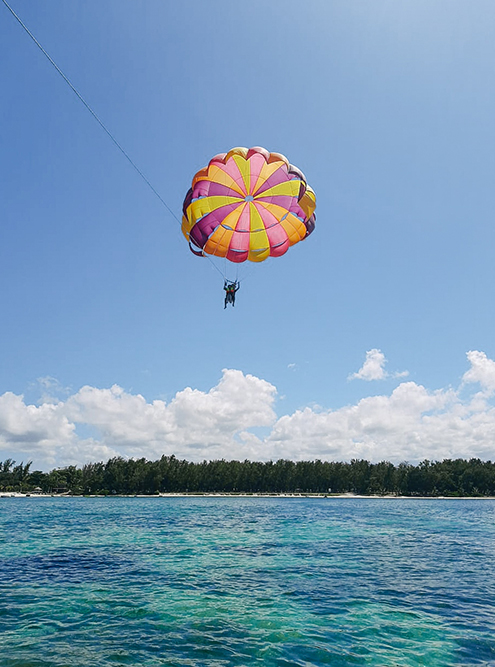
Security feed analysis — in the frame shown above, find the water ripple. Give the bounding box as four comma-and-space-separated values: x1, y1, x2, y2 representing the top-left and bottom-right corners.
1, 497, 495, 666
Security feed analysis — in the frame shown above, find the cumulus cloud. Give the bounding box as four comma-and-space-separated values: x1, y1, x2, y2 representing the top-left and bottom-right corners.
0, 392, 76, 468
349, 348, 408, 381
266, 383, 463, 463
462, 350, 495, 395
1, 353, 495, 469
0, 370, 277, 468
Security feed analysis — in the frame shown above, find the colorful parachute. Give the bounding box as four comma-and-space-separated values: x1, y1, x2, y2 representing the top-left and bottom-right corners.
181, 147, 316, 263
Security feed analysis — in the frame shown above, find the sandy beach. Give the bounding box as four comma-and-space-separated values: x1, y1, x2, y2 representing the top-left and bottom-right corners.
2, 492, 495, 499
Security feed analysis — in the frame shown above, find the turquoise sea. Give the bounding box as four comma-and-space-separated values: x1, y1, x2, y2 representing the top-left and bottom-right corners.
1, 497, 495, 666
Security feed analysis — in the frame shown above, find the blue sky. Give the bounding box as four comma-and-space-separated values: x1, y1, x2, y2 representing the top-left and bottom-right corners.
2, 0, 495, 469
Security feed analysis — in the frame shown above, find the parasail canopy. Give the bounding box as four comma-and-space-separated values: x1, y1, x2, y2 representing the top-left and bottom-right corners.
182, 146, 316, 263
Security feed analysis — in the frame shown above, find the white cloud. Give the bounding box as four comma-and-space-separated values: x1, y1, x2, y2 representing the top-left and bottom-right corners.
63, 369, 277, 463
0, 392, 76, 468
349, 349, 408, 381
462, 350, 495, 395
266, 383, 462, 463
1, 353, 495, 469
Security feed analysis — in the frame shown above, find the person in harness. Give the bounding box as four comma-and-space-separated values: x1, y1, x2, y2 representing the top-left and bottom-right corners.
223, 280, 240, 308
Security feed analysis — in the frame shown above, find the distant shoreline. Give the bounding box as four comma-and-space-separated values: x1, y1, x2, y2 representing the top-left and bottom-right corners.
2, 492, 495, 500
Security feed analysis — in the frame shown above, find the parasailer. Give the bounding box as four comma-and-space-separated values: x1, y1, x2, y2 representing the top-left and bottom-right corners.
223, 280, 240, 308
181, 146, 316, 306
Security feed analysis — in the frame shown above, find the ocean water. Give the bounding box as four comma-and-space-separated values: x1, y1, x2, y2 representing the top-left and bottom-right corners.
1, 498, 495, 667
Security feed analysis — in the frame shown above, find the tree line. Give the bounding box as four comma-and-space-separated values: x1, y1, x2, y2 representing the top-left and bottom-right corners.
1, 456, 495, 496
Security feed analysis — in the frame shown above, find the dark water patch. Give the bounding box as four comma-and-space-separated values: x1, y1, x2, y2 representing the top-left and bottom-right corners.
0, 548, 143, 585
